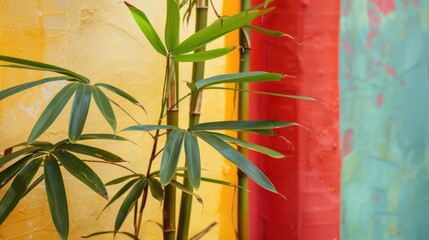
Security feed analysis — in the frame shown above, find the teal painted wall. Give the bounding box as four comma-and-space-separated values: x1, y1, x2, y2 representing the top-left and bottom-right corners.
340, 0, 429, 239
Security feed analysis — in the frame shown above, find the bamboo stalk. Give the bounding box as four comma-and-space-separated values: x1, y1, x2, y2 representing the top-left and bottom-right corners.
177, 1, 209, 239
237, 0, 251, 239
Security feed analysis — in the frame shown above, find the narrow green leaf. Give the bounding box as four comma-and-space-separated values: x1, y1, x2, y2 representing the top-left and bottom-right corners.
169, 180, 203, 205
44, 155, 69, 240
74, 134, 130, 142
174, 172, 242, 188
160, 129, 185, 186
0, 154, 33, 188
92, 86, 117, 132
124, 2, 167, 55
205, 86, 316, 101
194, 72, 283, 90
247, 0, 274, 11
55, 144, 124, 162
172, 46, 236, 62
28, 83, 79, 144
149, 167, 187, 178
264, 0, 272, 7
148, 177, 164, 201
246, 25, 287, 37
184, 132, 201, 190
0, 147, 41, 166
189, 120, 297, 132
194, 132, 276, 192
114, 179, 146, 233
95, 83, 145, 111
99, 178, 139, 217
82, 231, 140, 239
54, 151, 107, 200
105, 174, 141, 186
69, 84, 92, 142
0, 55, 89, 83
165, 0, 180, 51
209, 132, 284, 158
172, 10, 260, 55
0, 76, 73, 101
0, 158, 42, 224
122, 124, 178, 132
23, 174, 44, 197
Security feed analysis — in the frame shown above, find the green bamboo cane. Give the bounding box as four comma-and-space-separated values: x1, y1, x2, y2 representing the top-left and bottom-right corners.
237, 0, 251, 239
177, 1, 209, 239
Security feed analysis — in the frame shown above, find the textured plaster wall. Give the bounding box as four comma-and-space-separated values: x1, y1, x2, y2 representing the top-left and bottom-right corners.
0, 1, 233, 239
340, 0, 429, 239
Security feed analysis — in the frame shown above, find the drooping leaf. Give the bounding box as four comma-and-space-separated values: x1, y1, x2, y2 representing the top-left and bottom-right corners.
0, 154, 34, 188
193, 72, 283, 90
124, 2, 167, 55
28, 83, 79, 144
54, 151, 107, 200
209, 132, 284, 158
55, 143, 124, 162
94, 83, 145, 111
160, 129, 185, 186
0, 157, 42, 224
189, 120, 297, 132
23, 174, 44, 197
74, 134, 130, 142
92, 86, 117, 132
172, 47, 236, 62
82, 231, 140, 239
184, 132, 201, 190
99, 178, 140, 217
174, 172, 242, 189
149, 167, 187, 178
122, 124, 178, 132
245, 25, 288, 37
205, 86, 316, 101
105, 174, 141, 186
247, 0, 274, 11
0, 55, 89, 83
148, 177, 164, 201
69, 84, 92, 142
44, 155, 69, 240
114, 179, 146, 234
165, 0, 180, 51
172, 10, 260, 55
264, 0, 272, 7
194, 132, 276, 192
0, 147, 41, 166
0, 76, 73, 101
169, 180, 203, 205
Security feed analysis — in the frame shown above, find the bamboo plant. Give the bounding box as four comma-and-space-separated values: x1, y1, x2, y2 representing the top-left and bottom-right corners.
0, 0, 302, 239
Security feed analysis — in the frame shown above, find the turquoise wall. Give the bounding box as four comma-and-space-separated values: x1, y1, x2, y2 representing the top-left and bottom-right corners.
340, 0, 429, 239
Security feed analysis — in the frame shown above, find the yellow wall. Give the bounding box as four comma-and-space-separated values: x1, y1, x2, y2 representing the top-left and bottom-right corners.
0, 1, 236, 239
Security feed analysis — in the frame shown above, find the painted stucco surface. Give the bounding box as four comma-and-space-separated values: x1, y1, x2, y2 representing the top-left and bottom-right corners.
340, 0, 429, 239
0, 1, 234, 239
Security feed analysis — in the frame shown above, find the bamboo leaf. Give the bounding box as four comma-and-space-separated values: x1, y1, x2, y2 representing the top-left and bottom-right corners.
99, 178, 140, 217
74, 134, 130, 142
148, 177, 164, 201
172, 46, 236, 62
184, 132, 201, 190
0, 147, 41, 166
0, 76, 73, 101
0, 55, 89, 83
95, 83, 145, 111
169, 180, 203, 205
122, 124, 178, 132
165, 0, 180, 51
82, 231, 139, 239
92, 86, 117, 132
172, 10, 260, 55
54, 151, 108, 200
44, 155, 69, 240
189, 120, 297, 132
160, 129, 185, 186
0, 157, 42, 224
194, 72, 283, 90
55, 144, 124, 162
209, 132, 284, 158
105, 174, 141, 186
114, 179, 146, 234
264, 0, 272, 7
0, 154, 34, 189
246, 25, 287, 37
174, 173, 242, 189
194, 132, 276, 192
124, 2, 167, 55
205, 86, 316, 101
69, 84, 92, 142
28, 83, 79, 144
23, 174, 44, 197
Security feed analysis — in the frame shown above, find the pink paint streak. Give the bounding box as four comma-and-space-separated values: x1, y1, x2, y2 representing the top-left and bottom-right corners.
376, 61, 382, 67
377, 94, 384, 106
342, 129, 354, 156
344, 0, 352, 16
367, 7, 381, 48
413, 0, 420, 8
373, 0, 396, 16
343, 39, 353, 56
385, 65, 396, 77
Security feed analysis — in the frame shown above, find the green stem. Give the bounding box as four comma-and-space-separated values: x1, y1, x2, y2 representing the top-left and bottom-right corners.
237, 0, 251, 239
177, 1, 209, 240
